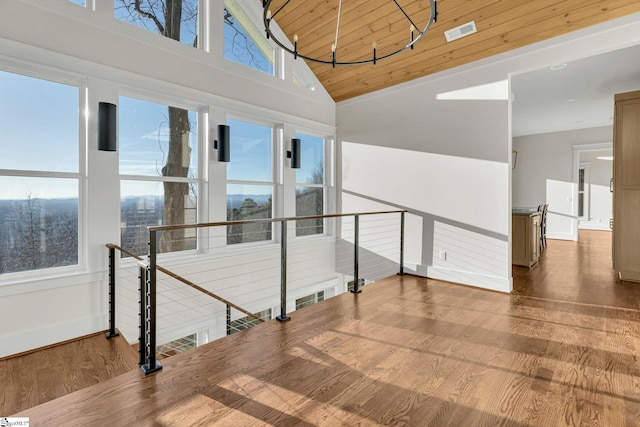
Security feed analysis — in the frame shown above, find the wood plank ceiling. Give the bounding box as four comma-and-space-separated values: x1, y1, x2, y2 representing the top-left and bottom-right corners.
266, 0, 640, 102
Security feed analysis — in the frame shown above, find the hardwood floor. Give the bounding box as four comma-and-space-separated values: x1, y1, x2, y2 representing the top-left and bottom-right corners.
0, 331, 138, 416
6, 230, 640, 425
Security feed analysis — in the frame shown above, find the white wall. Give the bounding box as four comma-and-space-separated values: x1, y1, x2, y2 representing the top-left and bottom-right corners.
512, 127, 613, 240
340, 141, 510, 292
0, 0, 337, 357
338, 12, 640, 292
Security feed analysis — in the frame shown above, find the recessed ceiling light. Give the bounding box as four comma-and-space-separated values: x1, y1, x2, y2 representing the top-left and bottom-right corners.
566, 98, 577, 103
550, 63, 567, 71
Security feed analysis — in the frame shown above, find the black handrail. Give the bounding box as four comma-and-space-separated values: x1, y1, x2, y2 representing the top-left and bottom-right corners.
147, 210, 408, 232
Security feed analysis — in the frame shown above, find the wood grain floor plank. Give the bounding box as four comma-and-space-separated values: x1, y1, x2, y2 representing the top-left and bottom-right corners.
0, 332, 138, 416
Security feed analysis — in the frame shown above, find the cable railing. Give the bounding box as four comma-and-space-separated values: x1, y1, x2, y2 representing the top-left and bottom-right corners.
107, 209, 406, 375
105, 243, 264, 373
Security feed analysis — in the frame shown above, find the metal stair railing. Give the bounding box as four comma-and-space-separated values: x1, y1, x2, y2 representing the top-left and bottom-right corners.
107, 209, 406, 375
105, 243, 264, 374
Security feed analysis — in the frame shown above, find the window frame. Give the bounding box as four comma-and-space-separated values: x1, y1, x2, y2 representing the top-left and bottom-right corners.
223, 0, 277, 76
118, 91, 205, 257
295, 290, 325, 310
0, 65, 87, 280
294, 130, 327, 237
225, 115, 277, 245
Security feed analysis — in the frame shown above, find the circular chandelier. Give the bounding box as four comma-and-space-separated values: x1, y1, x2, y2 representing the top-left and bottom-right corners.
262, 0, 438, 67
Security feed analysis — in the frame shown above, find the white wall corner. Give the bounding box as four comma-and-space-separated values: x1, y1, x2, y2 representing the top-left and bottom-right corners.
414, 263, 429, 277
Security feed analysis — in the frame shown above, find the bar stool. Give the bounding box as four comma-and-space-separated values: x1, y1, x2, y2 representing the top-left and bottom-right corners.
537, 204, 548, 250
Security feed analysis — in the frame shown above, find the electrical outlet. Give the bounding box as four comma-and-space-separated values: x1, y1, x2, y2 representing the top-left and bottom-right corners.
439, 251, 447, 261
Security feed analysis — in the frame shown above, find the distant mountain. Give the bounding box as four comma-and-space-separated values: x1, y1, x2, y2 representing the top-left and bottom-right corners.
226, 194, 272, 210
0, 198, 78, 223
0, 194, 270, 223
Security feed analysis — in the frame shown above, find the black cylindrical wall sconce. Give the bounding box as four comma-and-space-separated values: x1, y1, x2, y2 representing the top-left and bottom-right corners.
288, 138, 301, 168
215, 124, 230, 162
98, 102, 117, 151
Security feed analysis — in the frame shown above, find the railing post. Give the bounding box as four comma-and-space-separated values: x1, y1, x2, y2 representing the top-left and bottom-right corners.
138, 264, 147, 367
226, 304, 232, 335
141, 230, 162, 375
105, 246, 119, 339
398, 211, 405, 276
277, 220, 291, 322
351, 215, 362, 293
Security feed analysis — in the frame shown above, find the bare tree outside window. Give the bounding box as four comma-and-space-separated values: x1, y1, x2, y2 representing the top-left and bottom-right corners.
116, 1, 197, 253
115, 0, 198, 47
0, 195, 78, 274
0, 71, 80, 275
223, 8, 274, 74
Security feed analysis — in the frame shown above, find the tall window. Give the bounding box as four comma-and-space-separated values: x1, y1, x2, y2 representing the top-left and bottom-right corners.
0, 71, 80, 275
295, 133, 325, 236
224, 0, 274, 75
115, 0, 199, 48
119, 96, 199, 256
578, 164, 590, 219
226, 118, 273, 244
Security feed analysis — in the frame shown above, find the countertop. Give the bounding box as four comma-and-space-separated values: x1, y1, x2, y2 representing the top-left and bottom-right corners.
512, 207, 541, 216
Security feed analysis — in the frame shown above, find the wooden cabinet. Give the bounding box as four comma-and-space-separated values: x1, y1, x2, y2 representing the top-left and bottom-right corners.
613, 90, 640, 282
512, 212, 540, 267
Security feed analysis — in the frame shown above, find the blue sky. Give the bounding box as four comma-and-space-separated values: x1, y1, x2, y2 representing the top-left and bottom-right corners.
119, 96, 198, 176
296, 133, 324, 185
0, 71, 79, 174
0, 71, 79, 200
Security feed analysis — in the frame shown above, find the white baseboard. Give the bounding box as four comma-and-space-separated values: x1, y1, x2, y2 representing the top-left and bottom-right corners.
547, 231, 577, 241
0, 314, 106, 358
578, 224, 611, 231
412, 264, 511, 293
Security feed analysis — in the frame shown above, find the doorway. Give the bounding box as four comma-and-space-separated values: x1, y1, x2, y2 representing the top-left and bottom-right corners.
572, 143, 613, 237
